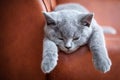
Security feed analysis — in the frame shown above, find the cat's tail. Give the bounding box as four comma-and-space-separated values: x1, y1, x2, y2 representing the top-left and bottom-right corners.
102, 26, 117, 34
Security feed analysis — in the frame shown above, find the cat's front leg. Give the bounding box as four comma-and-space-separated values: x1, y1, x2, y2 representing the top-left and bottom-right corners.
41, 38, 58, 73
89, 28, 112, 73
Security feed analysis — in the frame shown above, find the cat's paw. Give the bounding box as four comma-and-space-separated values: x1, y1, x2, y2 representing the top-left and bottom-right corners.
41, 56, 58, 73
93, 56, 112, 73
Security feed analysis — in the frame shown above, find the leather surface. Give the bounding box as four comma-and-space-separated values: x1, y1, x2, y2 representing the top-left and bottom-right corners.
0, 0, 46, 80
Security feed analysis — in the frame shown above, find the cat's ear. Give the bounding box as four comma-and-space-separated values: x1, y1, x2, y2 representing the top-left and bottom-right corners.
42, 12, 57, 25
81, 13, 94, 27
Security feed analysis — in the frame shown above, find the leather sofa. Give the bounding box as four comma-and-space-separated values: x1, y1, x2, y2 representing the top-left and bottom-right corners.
0, 0, 120, 80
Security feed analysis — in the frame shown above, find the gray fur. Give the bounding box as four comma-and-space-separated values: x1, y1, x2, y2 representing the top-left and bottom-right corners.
102, 26, 117, 34
41, 3, 112, 73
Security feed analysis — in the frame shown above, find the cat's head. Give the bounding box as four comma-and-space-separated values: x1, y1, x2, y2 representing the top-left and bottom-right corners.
43, 10, 93, 53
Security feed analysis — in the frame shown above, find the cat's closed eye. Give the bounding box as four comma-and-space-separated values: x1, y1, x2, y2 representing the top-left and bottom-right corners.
73, 37, 79, 41
58, 37, 64, 40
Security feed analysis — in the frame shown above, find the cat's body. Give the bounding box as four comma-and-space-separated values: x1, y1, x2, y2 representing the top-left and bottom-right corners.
41, 3, 112, 73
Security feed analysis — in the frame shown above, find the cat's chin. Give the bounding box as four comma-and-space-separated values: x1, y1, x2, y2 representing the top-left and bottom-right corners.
64, 50, 75, 54
58, 46, 79, 54
61, 48, 78, 54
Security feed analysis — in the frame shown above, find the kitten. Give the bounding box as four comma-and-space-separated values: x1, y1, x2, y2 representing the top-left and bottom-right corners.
41, 3, 112, 73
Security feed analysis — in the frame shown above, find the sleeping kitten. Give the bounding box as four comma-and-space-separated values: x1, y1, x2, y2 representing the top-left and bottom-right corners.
41, 3, 112, 73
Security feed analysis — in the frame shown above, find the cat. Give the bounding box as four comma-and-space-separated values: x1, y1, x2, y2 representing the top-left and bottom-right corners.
41, 3, 112, 73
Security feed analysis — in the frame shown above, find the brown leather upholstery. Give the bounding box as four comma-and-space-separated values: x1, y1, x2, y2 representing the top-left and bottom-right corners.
0, 0, 120, 80
0, 0, 46, 80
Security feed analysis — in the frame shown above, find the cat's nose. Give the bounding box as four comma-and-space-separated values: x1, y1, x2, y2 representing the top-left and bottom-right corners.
65, 39, 72, 49
65, 46, 71, 49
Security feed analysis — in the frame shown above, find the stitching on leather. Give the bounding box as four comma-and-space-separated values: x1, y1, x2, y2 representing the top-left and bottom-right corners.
42, 0, 48, 12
